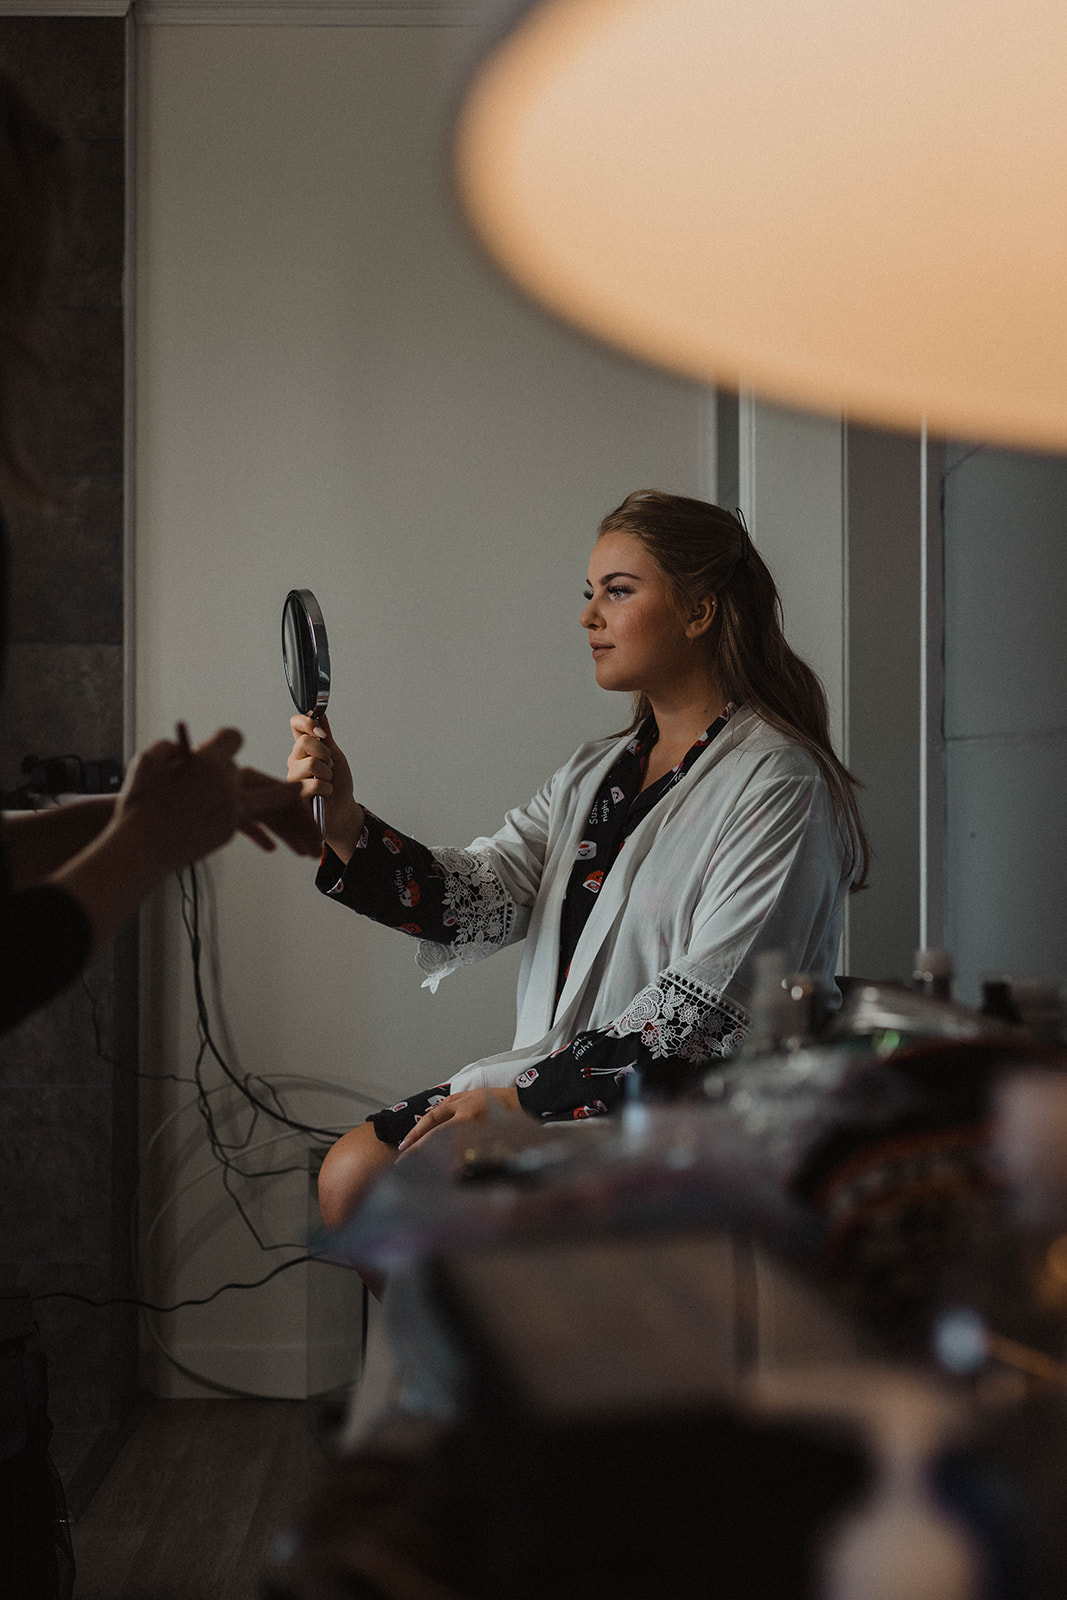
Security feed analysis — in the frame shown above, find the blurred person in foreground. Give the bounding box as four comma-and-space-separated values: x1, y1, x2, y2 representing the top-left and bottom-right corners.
0, 69, 320, 1034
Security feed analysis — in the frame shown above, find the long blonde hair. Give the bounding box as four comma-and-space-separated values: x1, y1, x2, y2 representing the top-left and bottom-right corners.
600, 489, 869, 889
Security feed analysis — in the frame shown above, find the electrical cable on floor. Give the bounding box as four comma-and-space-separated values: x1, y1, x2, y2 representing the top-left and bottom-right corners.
175, 863, 349, 1142
157, 861, 359, 1253
141, 1073, 371, 1171
33, 1251, 346, 1314
80, 968, 197, 1087
43, 859, 381, 1399
134, 1129, 346, 1393
140, 860, 378, 1396
142, 1130, 327, 1260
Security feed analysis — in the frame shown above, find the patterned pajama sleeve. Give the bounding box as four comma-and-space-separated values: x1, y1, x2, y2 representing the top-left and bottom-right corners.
366, 1081, 454, 1146
315, 811, 459, 941
516, 970, 751, 1122
513, 1029, 644, 1121
317, 811, 520, 1146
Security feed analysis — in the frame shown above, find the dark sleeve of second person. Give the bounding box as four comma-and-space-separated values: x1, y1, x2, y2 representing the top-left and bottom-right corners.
0, 528, 95, 1033
0, 836, 92, 1034
314, 809, 459, 943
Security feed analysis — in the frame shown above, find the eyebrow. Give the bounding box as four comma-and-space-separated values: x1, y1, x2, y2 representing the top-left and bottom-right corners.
586, 570, 643, 585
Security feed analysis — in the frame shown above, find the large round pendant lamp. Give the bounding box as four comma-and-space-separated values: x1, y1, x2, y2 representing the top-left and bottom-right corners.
453, 0, 1067, 452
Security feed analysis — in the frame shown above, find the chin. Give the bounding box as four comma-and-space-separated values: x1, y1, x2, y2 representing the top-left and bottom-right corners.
597, 677, 638, 699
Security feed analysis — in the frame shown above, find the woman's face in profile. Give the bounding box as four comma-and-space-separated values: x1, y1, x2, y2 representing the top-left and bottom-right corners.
580, 531, 695, 697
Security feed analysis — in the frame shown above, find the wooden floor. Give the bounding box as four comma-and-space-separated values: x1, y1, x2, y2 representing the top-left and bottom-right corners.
71, 1400, 328, 1600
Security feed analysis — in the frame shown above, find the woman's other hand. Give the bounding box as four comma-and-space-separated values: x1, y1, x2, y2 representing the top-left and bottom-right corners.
287, 712, 365, 860
396, 1086, 522, 1152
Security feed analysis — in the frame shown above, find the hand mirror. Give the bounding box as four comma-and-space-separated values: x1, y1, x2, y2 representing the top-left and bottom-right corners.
282, 588, 331, 836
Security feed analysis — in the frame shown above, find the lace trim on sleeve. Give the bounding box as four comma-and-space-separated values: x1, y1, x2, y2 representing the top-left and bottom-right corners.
416, 846, 518, 993
607, 967, 750, 1061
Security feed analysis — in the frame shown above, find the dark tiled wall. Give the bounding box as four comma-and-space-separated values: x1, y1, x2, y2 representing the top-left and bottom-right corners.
0, 16, 125, 788
0, 18, 137, 1487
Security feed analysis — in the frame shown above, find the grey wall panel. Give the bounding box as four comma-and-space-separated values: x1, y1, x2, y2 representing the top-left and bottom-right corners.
946, 734, 1067, 1000
845, 425, 923, 980
943, 443, 1067, 1005
943, 445, 1067, 741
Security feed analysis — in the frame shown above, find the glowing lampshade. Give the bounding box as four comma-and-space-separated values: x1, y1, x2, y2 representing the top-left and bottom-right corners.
454, 0, 1067, 451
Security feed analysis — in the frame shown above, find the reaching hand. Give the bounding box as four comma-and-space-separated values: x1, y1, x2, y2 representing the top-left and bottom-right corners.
236, 766, 320, 856
51, 725, 321, 966
114, 726, 247, 875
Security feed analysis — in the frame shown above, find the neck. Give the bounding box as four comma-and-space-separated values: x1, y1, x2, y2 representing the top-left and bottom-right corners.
646, 675, 728, 752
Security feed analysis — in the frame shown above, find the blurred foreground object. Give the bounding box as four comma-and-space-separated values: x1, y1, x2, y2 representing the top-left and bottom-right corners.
267, 985, 1067, 1598
454, 0, 1067, 452
266, 1226, 876, 1600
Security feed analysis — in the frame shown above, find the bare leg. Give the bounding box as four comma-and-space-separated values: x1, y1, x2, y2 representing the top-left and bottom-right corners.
317, 1124, 397, 1298
318, 1122, 397, 1232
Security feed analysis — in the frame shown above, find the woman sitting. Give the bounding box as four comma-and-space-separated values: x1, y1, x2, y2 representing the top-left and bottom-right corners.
287, 490, 868, 1230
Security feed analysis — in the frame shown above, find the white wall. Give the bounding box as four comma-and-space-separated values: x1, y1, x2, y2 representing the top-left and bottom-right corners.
133, 25, 886, 1397
134, 23, 711, 1393
738, 396, 846, 750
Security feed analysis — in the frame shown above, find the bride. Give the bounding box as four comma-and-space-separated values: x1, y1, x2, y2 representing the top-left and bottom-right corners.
287, 489, 867, 1230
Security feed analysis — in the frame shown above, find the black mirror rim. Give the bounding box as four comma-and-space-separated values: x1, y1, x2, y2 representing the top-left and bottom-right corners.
283, 588, 331, 718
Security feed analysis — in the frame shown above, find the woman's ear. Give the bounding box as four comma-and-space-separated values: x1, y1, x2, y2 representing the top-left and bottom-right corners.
685, 595, 717, 640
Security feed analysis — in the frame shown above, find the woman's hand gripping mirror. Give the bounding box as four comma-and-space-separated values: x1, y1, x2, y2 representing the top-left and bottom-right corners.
287, 713, 366, 863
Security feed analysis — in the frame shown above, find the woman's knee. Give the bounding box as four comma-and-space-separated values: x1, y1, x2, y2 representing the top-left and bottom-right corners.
317, 1123, 395, 1232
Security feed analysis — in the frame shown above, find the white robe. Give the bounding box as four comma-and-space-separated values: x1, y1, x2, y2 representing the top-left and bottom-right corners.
416, 706, 852, 1094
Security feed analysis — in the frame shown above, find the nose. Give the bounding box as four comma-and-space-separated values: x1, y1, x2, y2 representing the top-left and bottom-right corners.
580, 596, 600, 631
